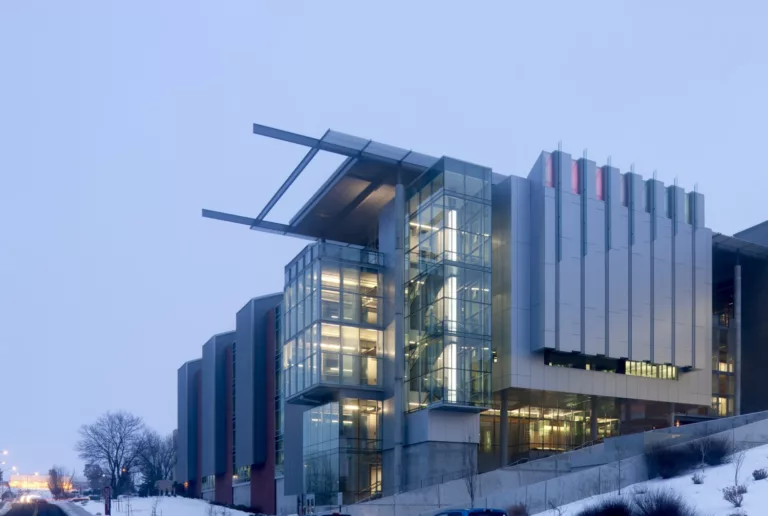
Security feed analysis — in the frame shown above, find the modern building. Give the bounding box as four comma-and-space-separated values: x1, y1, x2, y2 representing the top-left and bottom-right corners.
179, 122, 768, 512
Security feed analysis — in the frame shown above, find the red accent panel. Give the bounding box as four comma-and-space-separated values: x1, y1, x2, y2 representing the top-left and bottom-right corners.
545, 154, 554, 187
596, 167, 604, 200
571, 160, 580, 194
251, 307, 277, 514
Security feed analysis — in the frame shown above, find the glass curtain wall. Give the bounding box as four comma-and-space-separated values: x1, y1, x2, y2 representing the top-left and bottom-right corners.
404, 157, 493, 411
303, 399, 383, 505
283, 243, 384, 399
710, 277, 736, 417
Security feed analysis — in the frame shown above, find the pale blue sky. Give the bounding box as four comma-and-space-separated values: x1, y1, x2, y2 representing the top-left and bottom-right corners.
1, 1, 766, 474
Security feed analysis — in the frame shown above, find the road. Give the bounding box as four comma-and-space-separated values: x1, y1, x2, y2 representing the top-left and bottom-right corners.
3, 503, 67, 516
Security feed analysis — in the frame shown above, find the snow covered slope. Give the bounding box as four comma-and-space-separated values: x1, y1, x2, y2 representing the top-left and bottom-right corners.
78, 496, 256, 516
538, 443, 768, 515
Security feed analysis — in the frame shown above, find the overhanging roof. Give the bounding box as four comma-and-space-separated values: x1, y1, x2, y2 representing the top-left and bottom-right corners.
203, 123, 439, 245
712, 233, 768, 259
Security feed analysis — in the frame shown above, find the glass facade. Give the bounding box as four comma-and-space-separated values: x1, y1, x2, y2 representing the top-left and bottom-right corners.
303, 399, 382, 505
405, 157, 493, 411
283, 242, 385, 400
712, 307, 735, 417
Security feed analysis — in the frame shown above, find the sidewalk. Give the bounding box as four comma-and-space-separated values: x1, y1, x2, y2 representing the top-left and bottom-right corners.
54, 501, 93, 516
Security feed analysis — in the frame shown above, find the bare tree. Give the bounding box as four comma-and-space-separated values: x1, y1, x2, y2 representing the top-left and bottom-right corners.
613, 443, 630, 495
48, 466, 73, 499
463, 437, 478, 507
733, 442, 747, 487
75, 411, 145, 495
137, 430, 176, 494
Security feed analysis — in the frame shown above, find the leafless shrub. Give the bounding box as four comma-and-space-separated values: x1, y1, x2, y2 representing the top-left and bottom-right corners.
691, 472, 704, 484
723, 486, 744, 507
733, 444, 747, 486
752, 468, 767, 480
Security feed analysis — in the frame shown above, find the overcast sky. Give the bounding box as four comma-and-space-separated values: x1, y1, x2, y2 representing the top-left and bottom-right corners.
1, 1, 766, 475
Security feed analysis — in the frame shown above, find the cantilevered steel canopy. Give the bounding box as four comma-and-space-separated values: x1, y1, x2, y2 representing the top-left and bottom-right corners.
712, 233, 768, 260
203, 123, 439, 245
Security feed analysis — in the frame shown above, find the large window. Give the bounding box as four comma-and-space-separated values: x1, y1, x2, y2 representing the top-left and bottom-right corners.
404, 157, 493, 411
283, 243, 384, 399
303, 399, 382, 504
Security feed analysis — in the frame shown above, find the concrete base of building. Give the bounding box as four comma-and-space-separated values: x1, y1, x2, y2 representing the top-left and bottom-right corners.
233, 482, 251, 507
403, 441, 475, 492
202, 490, 215, 502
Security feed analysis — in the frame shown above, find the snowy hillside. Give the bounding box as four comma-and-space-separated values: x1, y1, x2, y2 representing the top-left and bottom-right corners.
77, 496, 256, 516
537, 443, 768, 515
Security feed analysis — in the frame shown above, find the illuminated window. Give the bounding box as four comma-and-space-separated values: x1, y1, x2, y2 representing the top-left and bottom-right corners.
571, 160, 580, 194
595, 168, 604, 200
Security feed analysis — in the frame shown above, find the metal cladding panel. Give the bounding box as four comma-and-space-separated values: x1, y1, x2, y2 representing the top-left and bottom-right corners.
235, 294, 282, 469
653, 215, 674, 365
651, 181, 673, 365
606, 167, 629, 359
378, 199, 397, 449
493, 176, 531, 390
629, 174, 651, 362
283, 403, 305, 495
491, 177, 513, 390
543, 192, 557, 350
177, 359, 202, 483
584, 195, 606, 356
201, 332, 235, 476
559, 190, 582, 353
694, 227, 713, 370
674, 222, 694, 367
201, 339, 216, 478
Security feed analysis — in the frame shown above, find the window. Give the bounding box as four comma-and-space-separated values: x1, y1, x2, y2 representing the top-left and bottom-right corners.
595, 167, 605, 200
571, 160, 580, 194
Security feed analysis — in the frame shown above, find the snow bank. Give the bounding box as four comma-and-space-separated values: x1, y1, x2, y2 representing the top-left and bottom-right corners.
79, 496, 256, 516
536, 443, 768, 515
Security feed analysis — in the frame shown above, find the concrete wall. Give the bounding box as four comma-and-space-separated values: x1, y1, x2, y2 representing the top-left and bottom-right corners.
344, 411, 768, 516
201, 331, 235, 479
233, 483, 250, 507
177, 359, 202, 485
494, 154, 712, 406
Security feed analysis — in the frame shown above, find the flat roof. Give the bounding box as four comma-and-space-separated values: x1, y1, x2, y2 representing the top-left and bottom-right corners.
712, 232, 768, 259
203, 123, 440, 245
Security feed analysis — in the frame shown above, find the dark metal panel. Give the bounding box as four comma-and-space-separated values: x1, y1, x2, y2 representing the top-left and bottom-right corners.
234, 294, 282, 469
177, 359, 202, 483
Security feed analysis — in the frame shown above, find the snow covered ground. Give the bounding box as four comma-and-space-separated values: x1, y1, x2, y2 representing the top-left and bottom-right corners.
535, 443, 768, 515
77, 496, 255, 516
